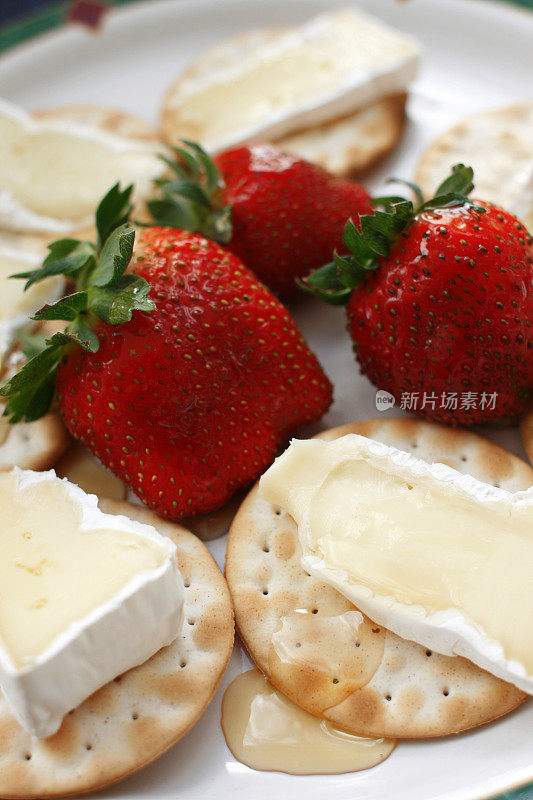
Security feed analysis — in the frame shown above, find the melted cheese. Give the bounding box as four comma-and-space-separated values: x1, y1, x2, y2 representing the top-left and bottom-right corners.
0, 471, 167, 668
0, 469, 184, 738
0, 99, 164, 234
260, 435, 533, 691
168, 8, 419, 151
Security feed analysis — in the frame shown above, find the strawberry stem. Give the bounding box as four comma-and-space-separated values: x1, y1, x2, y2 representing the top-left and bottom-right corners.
300, 163, 485, 305
0, 184, 155, 423
147, 140, 233, 243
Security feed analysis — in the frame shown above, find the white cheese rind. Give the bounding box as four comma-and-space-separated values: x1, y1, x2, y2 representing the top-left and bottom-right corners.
0, 98, 166, 235
0, 469, 184, 738
169, 8, 420, 153
260, 435, 533, 694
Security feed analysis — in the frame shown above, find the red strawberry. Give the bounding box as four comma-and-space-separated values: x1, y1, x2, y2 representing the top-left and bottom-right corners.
148, 141, 372, 299
304, 165, 532, 425
1, 186, 332, 519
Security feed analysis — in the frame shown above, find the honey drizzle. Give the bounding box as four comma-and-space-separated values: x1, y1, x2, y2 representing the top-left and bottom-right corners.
221, 668, 396, 775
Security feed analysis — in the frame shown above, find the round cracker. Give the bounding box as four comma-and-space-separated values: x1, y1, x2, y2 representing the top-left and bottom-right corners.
520, 408, 533, 466
415, 103, 533, 230
226, 419, 531, 739
0, 341, 70, 473
161, 28, 406, 173
0, 500, 234, 799
35, 105, 158, 142
319, 418, 533, 492
0, 413, 69, 473
277, 94, 406, 177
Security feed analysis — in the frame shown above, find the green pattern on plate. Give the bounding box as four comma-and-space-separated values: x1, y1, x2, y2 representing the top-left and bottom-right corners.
0, 0, 532, 54
0, 0, 531, 795
0, 0, 135, 54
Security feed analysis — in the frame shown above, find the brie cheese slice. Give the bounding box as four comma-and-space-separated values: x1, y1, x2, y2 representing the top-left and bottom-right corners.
0, 469, 184, 737
0, 98, 165, 235
166, 8, 420, 152
0, 242, 64, 370
260, 435, 533, 693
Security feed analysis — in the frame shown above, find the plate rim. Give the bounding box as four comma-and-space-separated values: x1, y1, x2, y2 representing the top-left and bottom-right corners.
1, 0, 533, 58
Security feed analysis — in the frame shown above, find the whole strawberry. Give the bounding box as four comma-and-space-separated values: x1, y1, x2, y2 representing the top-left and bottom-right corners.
1, 186, 332, 518
148, 141, 372, 299
304, 165, 532, 425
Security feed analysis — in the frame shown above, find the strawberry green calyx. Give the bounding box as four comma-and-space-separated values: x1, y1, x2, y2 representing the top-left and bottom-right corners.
301, 164, 486, 306
0, 184, 154, 423
147, 140, 232, 243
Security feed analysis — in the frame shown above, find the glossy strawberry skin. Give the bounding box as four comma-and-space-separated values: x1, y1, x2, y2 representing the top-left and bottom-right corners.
215, 144, 373, 299
347, 203, 533, 424
57, 228, 332, 518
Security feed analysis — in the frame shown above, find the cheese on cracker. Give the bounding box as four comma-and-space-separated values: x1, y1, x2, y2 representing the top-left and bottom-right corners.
0, 98, 165, 236
161, 8, 419, 153
0, 470, 184, 738
260, 434, 533, 693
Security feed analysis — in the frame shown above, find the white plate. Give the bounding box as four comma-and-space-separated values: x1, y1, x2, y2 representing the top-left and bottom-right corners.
1, 1, 532, 798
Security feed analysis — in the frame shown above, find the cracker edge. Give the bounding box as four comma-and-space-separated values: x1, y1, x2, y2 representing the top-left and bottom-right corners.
0, 414, 69, 473
414, 101, 533, 195
0, 500, 234, 800
226, 418, 532, 738
34, 105, 158, 142
93, 499, 236, 792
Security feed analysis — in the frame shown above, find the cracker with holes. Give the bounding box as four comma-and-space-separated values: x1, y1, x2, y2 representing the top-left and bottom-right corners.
0, 352, 69, 475
0, 412, 68, 474
226, 418, 533, 739
415, 103, 533, 230
0, 494, 234, 799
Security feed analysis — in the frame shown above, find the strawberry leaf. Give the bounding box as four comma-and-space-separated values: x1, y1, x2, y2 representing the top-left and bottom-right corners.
303, 164, 482, 304
0, 345, 61, 396
149, 139, 233, 245
4, 369, 59, 424
0, 344, 63, 422
298, 261, 353, 306
47, 323, 99, 354
146, 197, 190, 229
91, 223, 135, 287
435, 164, 474, 197
171, 146, 201, 181
90, 274, 154, 324
181, 139, 221, 195
1, 183, 153, 424
96, 183, 134, 250
13, 239, 96, 290
334, 252, 368, 289
384, 178, 424, 208
158, 179, 211, 208
32, 292, 88, 321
